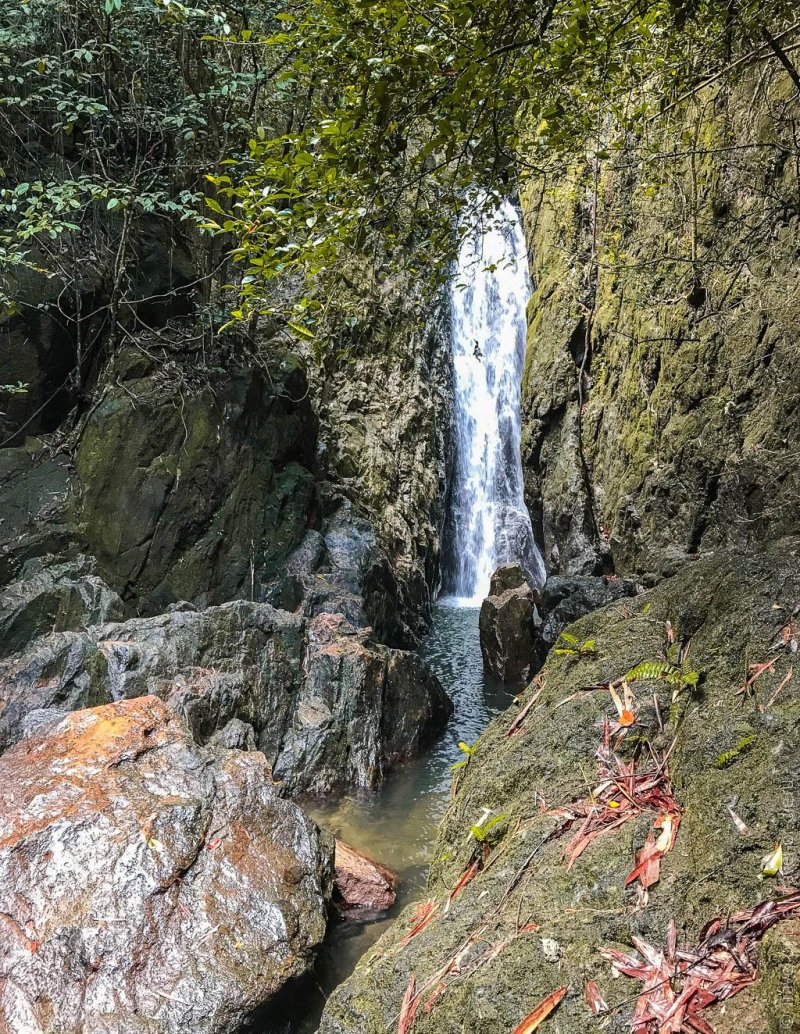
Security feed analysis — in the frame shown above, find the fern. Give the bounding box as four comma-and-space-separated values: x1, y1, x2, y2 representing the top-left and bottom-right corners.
625, 660, 675, 682
470, 813, 508, 845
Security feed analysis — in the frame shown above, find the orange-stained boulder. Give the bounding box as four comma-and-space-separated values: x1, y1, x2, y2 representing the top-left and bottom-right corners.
0, 696, 332, 1034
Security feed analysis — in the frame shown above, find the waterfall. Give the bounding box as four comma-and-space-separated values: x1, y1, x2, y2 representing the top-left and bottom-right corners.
443, 198, 545, 603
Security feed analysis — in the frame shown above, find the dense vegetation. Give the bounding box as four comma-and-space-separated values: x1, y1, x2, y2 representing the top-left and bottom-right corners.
1, 0, 799, 345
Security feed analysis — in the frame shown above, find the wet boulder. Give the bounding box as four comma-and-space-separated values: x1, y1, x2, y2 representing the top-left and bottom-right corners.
333, 840, 398, 916
478, 563, 538, 683
0, 696, 332, 1034
274, 612, 453, 793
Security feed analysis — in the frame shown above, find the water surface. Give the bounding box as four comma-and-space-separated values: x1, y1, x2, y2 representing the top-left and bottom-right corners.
260, 601, 516, 1033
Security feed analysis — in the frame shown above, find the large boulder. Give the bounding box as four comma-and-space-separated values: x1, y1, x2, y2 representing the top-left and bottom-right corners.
320, 543, 800, 1034
0, 696, 332, 1034
274, 612, 453, 792
478, 563, 538, 683
0, 601, 452, 793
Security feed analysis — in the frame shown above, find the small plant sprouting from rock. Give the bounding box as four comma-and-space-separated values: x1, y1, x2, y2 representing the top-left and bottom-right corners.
555, 632, 598, 658
450, 740, 475, 772
469, 813, 507, 848
715, 734, 757, 769
624, 658, 700, 690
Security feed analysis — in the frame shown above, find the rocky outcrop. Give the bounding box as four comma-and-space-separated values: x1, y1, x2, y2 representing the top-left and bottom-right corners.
310, 292, 452, 646
275, 612, 452, 793
320, 542, 800, 1033
333, 841, 398, 916
0, 555, 122, 657
478, 563, 538, 683
0, 600, 452, 793
0, 696, 332, 1034
73, 345, 318, 615
519, 70, 800, 581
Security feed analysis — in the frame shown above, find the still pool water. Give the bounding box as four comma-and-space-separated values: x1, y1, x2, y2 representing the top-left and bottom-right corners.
255, 601, 517, 1033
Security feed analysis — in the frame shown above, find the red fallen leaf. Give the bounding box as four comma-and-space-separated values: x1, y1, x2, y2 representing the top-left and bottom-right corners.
511, 986, 568, 1033
398, 973, 420, 1034
585, 979, 608, 1015
619, 709, 636, 727
423, 980, 447, 1013
626, 832, 663, 889
401, 900, 438, 946
447, 860, 479, 906
206, 837, 223, 851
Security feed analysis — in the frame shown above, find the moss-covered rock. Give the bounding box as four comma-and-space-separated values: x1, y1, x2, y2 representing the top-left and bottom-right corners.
519, 71, 800, 580
320, 541, 800, 1032
73, 346, 318, 614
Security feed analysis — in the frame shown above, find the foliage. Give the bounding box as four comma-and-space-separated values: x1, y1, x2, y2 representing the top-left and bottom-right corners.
554, 631, 597, 657
0, 0, 290, 350
469, 812, 507, 846
199, 0, 800, 326
625, 659, 700, 689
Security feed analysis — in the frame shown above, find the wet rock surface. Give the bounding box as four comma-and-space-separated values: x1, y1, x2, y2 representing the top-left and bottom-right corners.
0, 555, 123, 657
0, 696, 332, 1034
320, 543, 800, 1033
333, 840, 398, 917
478, 563, 538, 683
0, 600, 452, 794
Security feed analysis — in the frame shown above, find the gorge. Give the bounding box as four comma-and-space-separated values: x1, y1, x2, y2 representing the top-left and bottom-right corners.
1, 4, 800, 1034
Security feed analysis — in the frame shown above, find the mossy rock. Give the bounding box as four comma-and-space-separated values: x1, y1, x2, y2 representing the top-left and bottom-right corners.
320, 541, 800, 1033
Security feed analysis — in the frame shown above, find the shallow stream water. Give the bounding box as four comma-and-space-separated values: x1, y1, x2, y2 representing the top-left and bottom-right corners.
260, 600, 518, 1034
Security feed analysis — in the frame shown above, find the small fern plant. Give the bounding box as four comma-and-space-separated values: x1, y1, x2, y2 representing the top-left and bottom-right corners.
555, 632, 598, 658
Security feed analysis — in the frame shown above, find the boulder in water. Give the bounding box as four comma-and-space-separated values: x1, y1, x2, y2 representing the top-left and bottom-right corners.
0, 696, 332, 1034
479, 563, 539, 683
333, 840, 398, 916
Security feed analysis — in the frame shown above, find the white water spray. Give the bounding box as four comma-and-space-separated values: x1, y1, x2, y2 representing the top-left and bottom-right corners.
443, 198, 545, 604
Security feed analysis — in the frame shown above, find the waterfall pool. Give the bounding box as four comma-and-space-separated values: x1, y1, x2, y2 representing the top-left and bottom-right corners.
257, 601, 519, 1034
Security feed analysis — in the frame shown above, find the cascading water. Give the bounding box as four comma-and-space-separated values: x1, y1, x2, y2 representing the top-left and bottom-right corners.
443, 198, 546, 602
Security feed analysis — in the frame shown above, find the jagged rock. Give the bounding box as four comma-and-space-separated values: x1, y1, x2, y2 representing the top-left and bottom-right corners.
533, 573, 640, 670
0, 555, 123, 657
479, 564, 538, 683
0, 696, 332, 1034
320, 544, 800, 1034
0, 631, 109, 753
0, 601, 452, 794
333, 840, 398, 916
274, 612, 453, 793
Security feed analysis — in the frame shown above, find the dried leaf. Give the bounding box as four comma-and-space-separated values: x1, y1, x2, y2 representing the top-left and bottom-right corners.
401, 901, 438, 946
398, 973, 420, 1034
585, 979, 608, 1015
446, 861, 480, 907
511, 986, 568, 1033
726, 806, 748, 835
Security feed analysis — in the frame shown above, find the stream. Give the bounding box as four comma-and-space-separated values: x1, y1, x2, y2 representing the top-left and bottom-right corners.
262, 601, 517, 1034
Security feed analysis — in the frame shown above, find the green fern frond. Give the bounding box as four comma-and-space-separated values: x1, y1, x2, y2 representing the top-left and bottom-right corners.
625, 660, 676, 682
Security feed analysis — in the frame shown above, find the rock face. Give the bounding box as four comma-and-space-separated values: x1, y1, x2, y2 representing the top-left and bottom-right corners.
519, 72, 800, 581
310, 292, 452, 646
333, 840, 398, 916
73, 346, 318, 616
0, 601, 452, 793
0, 555, 123, 657
0, 696, 332, 1034
478, 563, 538, 683
320, 543, 800, 1033
532, 573, 640, 671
